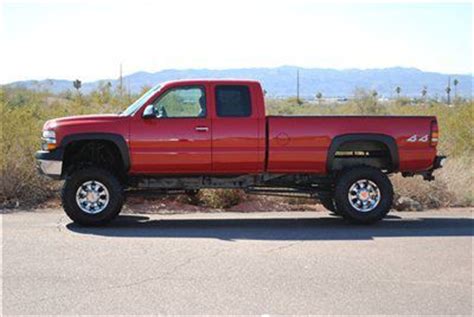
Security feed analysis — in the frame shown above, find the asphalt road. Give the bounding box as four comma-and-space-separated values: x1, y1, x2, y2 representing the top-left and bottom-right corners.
1, 210, 473, 315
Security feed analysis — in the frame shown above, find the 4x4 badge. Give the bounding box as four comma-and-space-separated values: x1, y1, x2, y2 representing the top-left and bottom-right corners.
407, 134, 429, 142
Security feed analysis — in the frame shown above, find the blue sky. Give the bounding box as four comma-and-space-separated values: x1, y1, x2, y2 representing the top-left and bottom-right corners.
0, 0, 472, 83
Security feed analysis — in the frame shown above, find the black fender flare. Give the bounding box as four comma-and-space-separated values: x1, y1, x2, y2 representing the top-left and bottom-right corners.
326, 133, 399, 172
60, 133, 131, 171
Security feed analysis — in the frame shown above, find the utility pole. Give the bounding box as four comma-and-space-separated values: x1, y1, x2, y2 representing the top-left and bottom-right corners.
296, 68, 301, 104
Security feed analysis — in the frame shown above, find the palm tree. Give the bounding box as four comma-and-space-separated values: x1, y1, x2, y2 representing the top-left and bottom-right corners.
445, 85, 451, 105
73, 79, 82, 92
421, 86, 428, 105
453, 79, 459, 100
421, 86, 428, 99
395, 86, 401, 98
445, 77, 452, 104
315, 92, 323, 104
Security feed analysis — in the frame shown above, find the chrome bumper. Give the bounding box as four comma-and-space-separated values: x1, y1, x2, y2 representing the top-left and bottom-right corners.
37, 159, 62, 176
35, 150, 63, 179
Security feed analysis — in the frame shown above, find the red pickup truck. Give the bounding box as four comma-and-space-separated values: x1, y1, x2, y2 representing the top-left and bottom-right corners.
36, 79, 445, 226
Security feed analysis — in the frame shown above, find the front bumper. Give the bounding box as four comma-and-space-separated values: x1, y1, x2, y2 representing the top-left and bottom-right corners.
35, 150, 63, 179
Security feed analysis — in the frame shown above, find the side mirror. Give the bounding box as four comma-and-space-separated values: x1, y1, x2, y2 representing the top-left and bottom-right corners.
142, 105, 156, 119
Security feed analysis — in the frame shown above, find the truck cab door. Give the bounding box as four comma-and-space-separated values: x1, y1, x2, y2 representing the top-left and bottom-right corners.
129, 85, 212, 174
210, 84, 265, 173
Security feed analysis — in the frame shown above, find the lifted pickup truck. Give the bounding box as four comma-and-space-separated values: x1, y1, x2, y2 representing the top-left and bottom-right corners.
36, 79, 445, 226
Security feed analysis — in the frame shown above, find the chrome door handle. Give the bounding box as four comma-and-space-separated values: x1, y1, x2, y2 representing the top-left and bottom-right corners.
195, 126, 209, 132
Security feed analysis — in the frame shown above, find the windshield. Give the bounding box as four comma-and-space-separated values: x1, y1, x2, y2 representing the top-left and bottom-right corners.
120, 84, 162, 116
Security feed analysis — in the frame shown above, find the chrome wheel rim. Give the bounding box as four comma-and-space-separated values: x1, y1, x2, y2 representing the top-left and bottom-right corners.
348, 179, 381, 213
75, 180, 109, 214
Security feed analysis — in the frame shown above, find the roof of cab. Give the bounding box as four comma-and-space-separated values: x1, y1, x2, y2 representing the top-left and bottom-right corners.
160, 78, 261, 86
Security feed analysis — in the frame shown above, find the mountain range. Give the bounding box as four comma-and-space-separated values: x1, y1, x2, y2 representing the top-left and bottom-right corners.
5, 66, 472, 99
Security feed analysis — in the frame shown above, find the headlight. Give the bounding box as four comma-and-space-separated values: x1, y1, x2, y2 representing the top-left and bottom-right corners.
42, 130, 56, 139
41, 130, 56, 151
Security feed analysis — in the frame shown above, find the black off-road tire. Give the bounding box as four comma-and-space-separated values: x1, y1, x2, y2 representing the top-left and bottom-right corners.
61, 167, 124, 226
334, 167, 393, 224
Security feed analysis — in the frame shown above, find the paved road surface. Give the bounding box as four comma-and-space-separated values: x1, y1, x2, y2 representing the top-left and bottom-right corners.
1, 210, 473, 315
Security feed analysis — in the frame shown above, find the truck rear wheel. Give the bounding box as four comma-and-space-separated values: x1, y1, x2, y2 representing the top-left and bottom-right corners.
62, 167, 124, 226
334, 167, 393, 224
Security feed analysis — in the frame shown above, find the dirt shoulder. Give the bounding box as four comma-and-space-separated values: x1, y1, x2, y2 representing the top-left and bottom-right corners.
2, 195, 471, 215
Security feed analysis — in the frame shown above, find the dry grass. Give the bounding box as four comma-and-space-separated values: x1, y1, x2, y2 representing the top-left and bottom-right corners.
392, 157, 473, 209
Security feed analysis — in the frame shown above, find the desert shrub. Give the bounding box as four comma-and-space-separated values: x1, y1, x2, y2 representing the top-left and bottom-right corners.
0, 86, 127, 208
391, 175, 452, 209
391, 157, 473, 209
0, 85, 472, 210
197, 189, 246, 209
0, 91, 52, 206
435, 156, 473, 206
351, 88, 387, 114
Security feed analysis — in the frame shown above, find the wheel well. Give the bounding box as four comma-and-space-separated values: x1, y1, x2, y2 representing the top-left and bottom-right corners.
63, 140, 126, 178
328, 138, 396, 172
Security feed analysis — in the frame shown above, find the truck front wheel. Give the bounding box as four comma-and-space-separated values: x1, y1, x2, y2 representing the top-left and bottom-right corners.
334, 167, 393, 224
61, 167, 124, 226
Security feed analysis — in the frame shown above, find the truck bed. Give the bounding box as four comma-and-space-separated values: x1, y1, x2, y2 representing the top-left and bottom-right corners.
266, 115, 437, 174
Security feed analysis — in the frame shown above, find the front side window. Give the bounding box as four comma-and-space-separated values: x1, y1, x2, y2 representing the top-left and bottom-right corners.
215, 85, 251, 117
153, 86, 206, 118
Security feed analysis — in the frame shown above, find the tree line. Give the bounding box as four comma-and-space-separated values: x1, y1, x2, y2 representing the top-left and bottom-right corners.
314, 78, 461, 103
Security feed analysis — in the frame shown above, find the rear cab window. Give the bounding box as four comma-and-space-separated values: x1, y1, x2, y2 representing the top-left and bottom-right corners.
215, 85, 251, 117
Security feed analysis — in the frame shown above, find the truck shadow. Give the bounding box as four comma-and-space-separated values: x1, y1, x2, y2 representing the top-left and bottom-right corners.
66, 214, 474, 241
